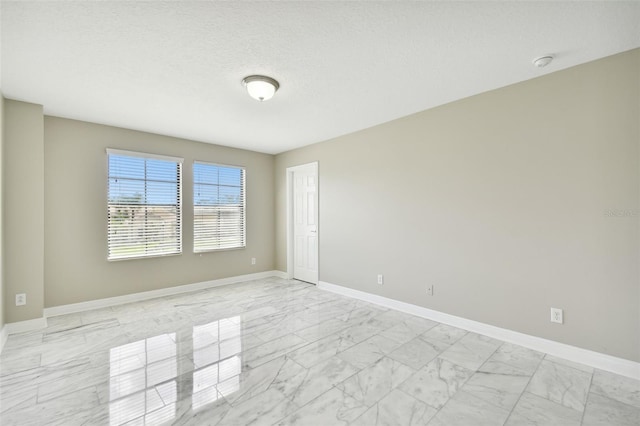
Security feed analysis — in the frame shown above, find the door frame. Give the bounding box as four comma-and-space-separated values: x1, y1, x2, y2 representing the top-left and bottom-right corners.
286, 161, 319, 284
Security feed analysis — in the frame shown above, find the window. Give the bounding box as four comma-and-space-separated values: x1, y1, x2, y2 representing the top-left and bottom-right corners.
193, 162, 245, 252
107, 149, 182, 260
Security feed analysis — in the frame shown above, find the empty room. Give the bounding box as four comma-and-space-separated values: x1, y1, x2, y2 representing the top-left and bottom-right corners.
0, 1, 638, 425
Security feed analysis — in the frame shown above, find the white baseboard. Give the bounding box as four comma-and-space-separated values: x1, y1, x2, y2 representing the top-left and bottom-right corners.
4, 317, 48, 335
0, 325, 8, 354
319, 281, 640, 380
44, 270, 285, 318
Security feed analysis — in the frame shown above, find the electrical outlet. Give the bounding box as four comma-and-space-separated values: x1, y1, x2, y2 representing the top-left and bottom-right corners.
251, 257, 256, 265
15, 293, 26, 306
426, 285, 434, 296
550, 307, 563, 324
377, 274, 384, 285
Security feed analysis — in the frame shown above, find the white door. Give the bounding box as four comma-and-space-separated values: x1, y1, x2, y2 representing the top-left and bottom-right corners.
292, 164, 318, 284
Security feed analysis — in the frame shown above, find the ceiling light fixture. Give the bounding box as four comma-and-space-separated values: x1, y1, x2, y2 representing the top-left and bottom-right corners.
242, 75, 280, 102
532, 55, 554, 68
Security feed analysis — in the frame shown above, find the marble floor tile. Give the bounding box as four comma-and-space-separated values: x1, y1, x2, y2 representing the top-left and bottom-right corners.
47, 404, 109, 426
288, 308, 327, 324
218, 388, 299, 426
228, 315, 272, 337
12, 334, 88, 366
42, 315, 83, 333
0, 384, 38, 415
212, 355, 298, 406
388, 335, 450, 370
480, 342, 544, 377
323, 296, 367, 309
36, 363, 110, 403
378, 315, 437, 345
421, 323, 467, 345
337, 356, 414, 407
285, 356, 359, 407
461, 369, 530, 411
429, 390, 511, 426
1, 332, 44, 355
288, 333, 356, 369
336, 335, 401, 370
337, 318, 390, 344
43, 318, 120, 343
582, 392, 640, 426
238, 306, 281, 323
1, 277, 638, 425
544, 354, 595, 374
336, 306, 387, 323
172, 393, 230, 426
2, 355, 98, 395
374, 309, 420, 325
241, 333, 307, 370
257, 317, 316, 342
210, 356, 286, 406
83, 328, 136, 356
298, 304, 351, 324
277, 388, 368, 426
438, 332, 502, 371
0, 353, 41, 377
379, 323, 426, 346
1, 386, 101, 426
79, 307, 118, 324
349, 388, 437, 426
589, 369, 640, 409
293, 318, 353, 342
505, 391, 582, 426
399, 357, 474, 409
526, 359, 592, 412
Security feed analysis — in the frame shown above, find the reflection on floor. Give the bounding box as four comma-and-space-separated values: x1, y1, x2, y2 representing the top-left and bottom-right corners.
0, 277, 638, 425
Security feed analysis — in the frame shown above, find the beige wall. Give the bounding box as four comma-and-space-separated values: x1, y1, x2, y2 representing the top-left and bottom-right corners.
4, 100, 45, 322
275, 49, 640, 362
43, 117, 274, 308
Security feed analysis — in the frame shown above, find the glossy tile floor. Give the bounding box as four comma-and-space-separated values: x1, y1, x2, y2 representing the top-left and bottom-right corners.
1, 278, 638, 425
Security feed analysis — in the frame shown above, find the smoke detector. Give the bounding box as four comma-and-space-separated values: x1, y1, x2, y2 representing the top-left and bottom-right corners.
533, 56, 554, 68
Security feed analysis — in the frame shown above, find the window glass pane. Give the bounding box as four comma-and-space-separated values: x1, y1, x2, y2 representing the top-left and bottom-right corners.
193, 162, 218, 185
109, 155, 145, 179
218, 168, 242, 187
194, 183, 219, 205
147, 159, 180, 182
108, 151, 182, 260
146, 181, 178, 205
108, 179, 145, 204
219, 186, 241, 204
193, 162, 245, 252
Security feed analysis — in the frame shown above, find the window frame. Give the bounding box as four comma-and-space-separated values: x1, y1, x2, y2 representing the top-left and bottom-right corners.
106, 148, 183, 261
193, 160, 246, 253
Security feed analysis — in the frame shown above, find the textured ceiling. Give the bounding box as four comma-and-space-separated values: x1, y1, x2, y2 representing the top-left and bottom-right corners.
1, 1, 639, 154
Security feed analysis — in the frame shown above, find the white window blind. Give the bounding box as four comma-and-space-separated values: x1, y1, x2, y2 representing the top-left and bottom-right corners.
193, 162, 246, 252
107, 150, 182, 260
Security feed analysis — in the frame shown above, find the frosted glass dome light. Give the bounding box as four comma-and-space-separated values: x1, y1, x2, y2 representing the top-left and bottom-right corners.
242, 75, 280, 102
